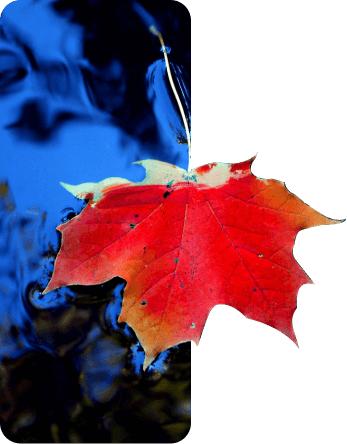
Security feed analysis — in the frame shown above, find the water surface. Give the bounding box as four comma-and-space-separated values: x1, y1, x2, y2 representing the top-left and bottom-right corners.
0, 0, 191, 442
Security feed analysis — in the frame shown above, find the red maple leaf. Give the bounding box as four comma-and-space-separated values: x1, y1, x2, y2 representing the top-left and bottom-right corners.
43, 157, 340, 368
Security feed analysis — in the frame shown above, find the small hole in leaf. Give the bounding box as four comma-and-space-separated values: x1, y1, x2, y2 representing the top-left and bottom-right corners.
141, 301, 147, 306
174, 258, 179, 263
135, 214, 138, 217
130, 224, 135, 229
190, 323, 195, 329
163, 191, 170, 198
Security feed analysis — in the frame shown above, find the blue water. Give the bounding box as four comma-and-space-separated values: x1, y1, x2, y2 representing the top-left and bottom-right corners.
0, 0, 191, 442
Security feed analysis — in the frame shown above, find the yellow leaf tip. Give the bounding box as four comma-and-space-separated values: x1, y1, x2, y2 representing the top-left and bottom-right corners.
326, 217, 345, 226
143, 354, 155, 371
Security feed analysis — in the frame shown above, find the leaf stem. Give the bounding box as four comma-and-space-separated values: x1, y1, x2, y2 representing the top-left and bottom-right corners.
149, 26, 191, 170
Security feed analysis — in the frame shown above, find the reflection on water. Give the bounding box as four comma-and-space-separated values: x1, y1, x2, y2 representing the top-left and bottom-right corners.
0, 0, 191, 442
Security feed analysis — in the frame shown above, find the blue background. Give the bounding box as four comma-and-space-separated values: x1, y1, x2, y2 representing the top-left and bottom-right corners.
0, 0, 191, 442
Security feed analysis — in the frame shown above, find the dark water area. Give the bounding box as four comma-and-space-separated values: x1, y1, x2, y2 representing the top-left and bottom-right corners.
0, 0, 191, 442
